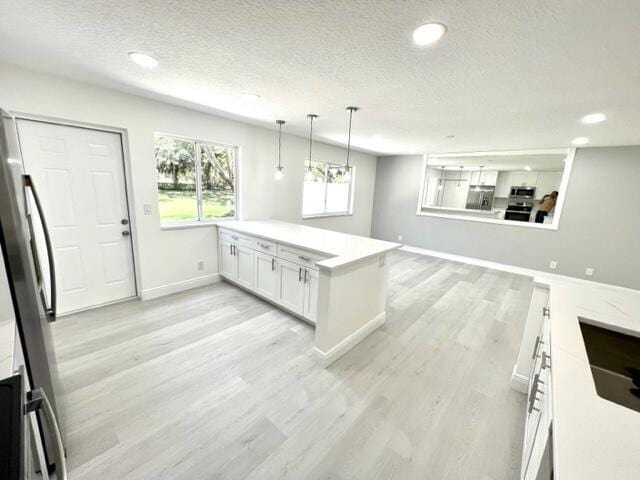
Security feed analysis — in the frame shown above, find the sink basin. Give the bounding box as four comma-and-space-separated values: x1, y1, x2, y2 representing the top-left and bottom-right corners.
579, 318, 640, 413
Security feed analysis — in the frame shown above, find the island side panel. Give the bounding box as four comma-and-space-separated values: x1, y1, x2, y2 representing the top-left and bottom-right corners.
313, 254, 388, 365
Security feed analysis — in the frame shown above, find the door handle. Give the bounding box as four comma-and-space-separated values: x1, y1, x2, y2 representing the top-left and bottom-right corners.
304, 269, 309, 283
299, 267, 303, 282
122, 231, 130, 237
23, 175, 57, 322
26, 387, 68, 480
271, 258, 275, 271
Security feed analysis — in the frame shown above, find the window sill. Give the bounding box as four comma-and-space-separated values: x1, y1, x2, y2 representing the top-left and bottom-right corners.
160, 218, 236, 231
302, 212, 353, 220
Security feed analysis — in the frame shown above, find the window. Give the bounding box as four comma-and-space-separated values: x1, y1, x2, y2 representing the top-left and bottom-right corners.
155, 134, 237, 224
302, 161, 354, 218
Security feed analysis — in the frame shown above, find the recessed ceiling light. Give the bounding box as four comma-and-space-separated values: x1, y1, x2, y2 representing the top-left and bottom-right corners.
523, 165, 532, 171
240, 92, 261, 103
581, 113, 606, 124
571, 137, 589, 146
128, 52, 158, 68
413, 23, 447, 46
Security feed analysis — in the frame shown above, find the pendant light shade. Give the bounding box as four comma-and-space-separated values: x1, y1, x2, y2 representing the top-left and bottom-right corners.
344, 106, 359, 178
274, 120, 285, 180
305, 114, 318, 182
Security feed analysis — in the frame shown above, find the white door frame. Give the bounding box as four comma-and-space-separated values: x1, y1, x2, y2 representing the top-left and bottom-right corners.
12, 111, 142, 309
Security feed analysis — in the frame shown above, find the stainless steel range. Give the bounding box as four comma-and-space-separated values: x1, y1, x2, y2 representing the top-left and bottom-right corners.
505, 186, 536, 222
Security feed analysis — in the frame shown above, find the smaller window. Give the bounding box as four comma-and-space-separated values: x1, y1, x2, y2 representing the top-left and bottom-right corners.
302, 161, 354, 218
155, 134, 237, 224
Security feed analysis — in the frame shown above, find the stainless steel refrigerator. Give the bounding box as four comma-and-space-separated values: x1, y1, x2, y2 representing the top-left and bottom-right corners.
466, 185, 495, 210
0, 108, 67, 479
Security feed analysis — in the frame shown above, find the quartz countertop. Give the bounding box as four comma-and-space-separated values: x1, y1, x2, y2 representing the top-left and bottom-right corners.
218, 220, 401, 270
546, 278, 640, 479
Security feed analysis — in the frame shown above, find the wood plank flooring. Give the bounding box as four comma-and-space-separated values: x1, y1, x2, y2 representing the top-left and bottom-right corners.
52, 251, 532, 479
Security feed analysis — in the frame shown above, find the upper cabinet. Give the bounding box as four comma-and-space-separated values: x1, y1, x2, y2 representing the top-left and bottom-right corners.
470, 170, 498, 186
535, 171, 563, 199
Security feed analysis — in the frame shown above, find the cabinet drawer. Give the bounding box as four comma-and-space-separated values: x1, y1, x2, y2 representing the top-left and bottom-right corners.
277, 244, 327, 270
254, 238, 277, 254
219, 228, 254, 249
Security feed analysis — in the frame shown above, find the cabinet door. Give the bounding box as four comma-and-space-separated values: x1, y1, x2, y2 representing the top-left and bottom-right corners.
254, 251, 277, 301
219, 239, 237, 280
276, 258, 305, 315
236, 246, 255, 290
495, 171, 512, 197
303, 268, 319, 324
535, 171, 562, 199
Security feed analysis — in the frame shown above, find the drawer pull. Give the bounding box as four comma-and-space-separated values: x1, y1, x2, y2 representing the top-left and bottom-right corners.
298, 255, 311, 262
231, 235, 239, 240
299, 267, 303, 282
260, 243, 271, 249
532, 335, 543, 359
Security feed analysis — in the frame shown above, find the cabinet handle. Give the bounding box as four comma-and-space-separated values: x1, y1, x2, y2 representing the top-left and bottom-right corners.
541, 352, 551, 370
260, 243, 270, 249
298, 255, 311, 262
528, 373, 544, 414
232, 235, 239, 240
299, 267, 303, 282
304, 269, 309, 283
230, 244, 233, 256
271, 258, 275, 271
532, 335, 543, 359
542, 306, 550, 318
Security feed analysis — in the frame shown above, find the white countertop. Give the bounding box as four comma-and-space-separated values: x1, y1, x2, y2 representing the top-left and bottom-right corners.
218, 220, 401, 270
546, 279, 640, 479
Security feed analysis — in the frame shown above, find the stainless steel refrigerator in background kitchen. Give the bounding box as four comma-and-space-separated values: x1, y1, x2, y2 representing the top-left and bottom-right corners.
0, 108, 67, 479
465, 185, 495, 211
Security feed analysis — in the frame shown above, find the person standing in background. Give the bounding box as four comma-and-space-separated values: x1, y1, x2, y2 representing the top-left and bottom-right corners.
535, 191, 558, 223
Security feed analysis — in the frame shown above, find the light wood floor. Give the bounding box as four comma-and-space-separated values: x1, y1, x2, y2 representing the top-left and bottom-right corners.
52, 251, 532, 479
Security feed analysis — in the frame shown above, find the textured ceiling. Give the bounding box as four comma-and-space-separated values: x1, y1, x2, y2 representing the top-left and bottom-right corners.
1, 0, 639, 155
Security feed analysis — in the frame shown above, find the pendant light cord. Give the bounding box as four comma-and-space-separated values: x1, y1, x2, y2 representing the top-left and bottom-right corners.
345, 106, 359, 171
307, 114, 317, 171
278, 122, 282, 168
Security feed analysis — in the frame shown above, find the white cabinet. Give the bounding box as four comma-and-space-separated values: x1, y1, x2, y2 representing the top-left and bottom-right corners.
219, 239, 237, 279
219, 227, 321, 324
511, 171, 539, 187
219, 238, 254, 289
254, 251, 277, 301
276, 258, 306, 315
236, 246, 254, 290
495, 171, 512, 197
303, 268, 319, 324
470, 170, 498, 186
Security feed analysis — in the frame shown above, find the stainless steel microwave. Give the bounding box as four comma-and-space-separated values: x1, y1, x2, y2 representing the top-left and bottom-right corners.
510, 186, 536, 198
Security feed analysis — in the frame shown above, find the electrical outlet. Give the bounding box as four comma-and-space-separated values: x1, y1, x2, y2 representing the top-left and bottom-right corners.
143, 204, 152, 215
549, 261, 557, 270
197, 261, 205, 271
398, 234, 403, 242
585, 267, 594, 276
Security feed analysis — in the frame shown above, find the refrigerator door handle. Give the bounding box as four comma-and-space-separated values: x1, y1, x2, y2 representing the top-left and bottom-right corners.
26, 387, 67, 480
23, 175, 57, 321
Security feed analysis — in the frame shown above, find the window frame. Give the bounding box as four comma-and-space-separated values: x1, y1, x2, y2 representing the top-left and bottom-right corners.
155, 133, 239, 227
302, 160, 355, 219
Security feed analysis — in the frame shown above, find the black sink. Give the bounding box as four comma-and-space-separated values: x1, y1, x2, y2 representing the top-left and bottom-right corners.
579, 318, 640, 413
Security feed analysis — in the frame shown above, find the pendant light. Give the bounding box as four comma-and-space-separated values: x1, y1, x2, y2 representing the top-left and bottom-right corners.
304, 114, 318, 182
344, 106, 359, 178
274, 120, 285, 180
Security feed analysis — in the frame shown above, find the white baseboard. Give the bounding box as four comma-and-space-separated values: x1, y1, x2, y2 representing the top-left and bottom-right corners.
313, 312, 386, 367
400, 245, 637, 294
140, 273, 221, 301
510, 364, 529, 394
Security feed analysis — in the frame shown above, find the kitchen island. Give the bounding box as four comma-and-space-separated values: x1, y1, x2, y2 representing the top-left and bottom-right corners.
216, 220, 401, 366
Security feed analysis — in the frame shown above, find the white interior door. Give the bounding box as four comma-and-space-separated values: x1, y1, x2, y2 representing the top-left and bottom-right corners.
17, 119, 136, 314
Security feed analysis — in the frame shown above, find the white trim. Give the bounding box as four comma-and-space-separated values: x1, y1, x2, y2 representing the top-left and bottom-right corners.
400, 244, 639, 294
312, 312, 386, 367
140, 273, 221, 300
415, 148, 576, 230
510, 365, 529, 394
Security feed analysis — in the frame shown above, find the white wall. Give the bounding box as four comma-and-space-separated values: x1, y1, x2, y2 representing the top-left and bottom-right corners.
0, 63, 377, 296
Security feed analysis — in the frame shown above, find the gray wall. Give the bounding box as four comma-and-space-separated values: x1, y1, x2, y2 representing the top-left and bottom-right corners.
371, 147, 640, 290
